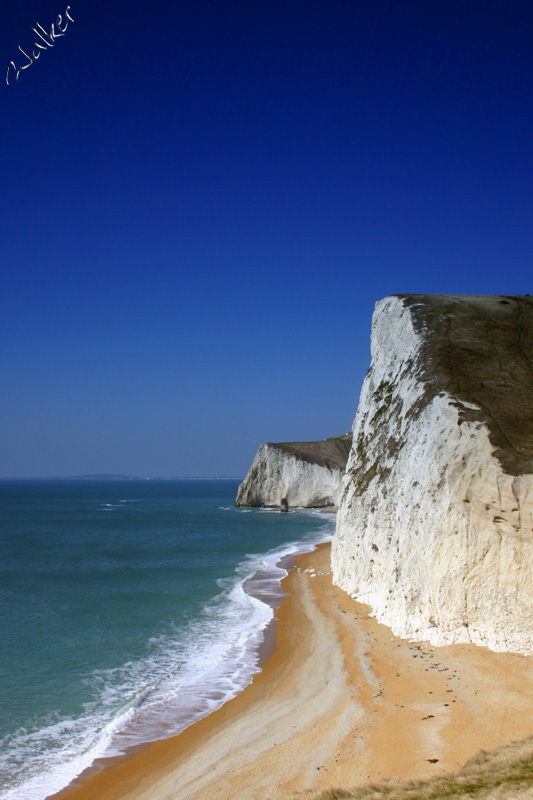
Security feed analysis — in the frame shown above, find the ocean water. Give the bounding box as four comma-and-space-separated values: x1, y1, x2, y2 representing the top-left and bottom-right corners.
0, 479, 333, 800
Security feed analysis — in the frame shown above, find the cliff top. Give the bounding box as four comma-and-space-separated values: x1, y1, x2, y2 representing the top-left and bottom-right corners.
395, 294, 533, 475
267, 434, 353, 471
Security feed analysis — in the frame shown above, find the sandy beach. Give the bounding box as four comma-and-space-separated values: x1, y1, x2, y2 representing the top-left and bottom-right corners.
53, 542, 533, 800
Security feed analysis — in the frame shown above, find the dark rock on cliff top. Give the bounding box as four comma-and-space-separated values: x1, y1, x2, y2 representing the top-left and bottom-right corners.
397, 294, 533, 475
269, 434, 353, 471
235, 434, 353, 508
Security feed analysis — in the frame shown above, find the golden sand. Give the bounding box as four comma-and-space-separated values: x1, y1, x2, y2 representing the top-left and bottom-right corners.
52, 542, 533, 800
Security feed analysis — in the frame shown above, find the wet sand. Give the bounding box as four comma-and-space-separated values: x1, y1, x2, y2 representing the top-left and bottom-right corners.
52, 542, 533, 800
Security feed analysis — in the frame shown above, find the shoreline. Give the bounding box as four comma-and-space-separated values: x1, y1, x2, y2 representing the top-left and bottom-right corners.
45, 538, 323, 800
52, 542, 533, 800
43, 525, 332, 797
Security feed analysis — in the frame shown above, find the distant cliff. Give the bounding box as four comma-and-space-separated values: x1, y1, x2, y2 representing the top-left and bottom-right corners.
236, 435, 352, 508
333, 294, 533, 655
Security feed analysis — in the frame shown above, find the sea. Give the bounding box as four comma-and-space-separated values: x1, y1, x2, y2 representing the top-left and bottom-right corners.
0, 479, 334, 800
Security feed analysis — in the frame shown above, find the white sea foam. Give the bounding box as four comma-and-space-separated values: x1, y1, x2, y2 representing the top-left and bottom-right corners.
0, 513, 334, 800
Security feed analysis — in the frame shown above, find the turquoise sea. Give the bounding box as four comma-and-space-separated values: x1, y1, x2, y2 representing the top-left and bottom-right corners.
0, 479, 333, 800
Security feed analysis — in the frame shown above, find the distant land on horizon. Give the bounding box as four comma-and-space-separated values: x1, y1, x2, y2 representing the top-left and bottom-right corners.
0, 474, 244, 482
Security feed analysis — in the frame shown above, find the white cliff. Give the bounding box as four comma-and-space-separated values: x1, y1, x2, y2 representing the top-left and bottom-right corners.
236, 435, 352, 508
332, 294, 533, 655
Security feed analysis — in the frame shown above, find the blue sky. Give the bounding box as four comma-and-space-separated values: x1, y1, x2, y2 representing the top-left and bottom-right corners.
1, 0, 532, 477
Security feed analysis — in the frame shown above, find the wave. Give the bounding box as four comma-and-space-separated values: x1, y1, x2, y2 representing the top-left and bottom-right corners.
0, 513, 334, 800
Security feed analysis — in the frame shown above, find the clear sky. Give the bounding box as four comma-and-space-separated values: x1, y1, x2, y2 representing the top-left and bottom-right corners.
1, 0, 532, 478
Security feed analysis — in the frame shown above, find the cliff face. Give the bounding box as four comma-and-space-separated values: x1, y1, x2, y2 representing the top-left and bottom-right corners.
236, 435, 352, 508
332, 294, 533, 654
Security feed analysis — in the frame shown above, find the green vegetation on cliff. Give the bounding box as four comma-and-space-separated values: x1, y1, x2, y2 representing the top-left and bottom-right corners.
399, 294, 533, 475
290, 735, 533, 799
272, 434, 353, 471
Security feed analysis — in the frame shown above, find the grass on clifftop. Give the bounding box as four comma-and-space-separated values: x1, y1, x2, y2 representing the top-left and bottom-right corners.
290, 735, 533, 799
398, 294, 533, 475
273, 434, 353, 472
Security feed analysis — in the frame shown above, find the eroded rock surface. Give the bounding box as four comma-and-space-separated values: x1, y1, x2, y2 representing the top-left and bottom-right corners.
236, 435, 352, 508
332, 294, 533, 654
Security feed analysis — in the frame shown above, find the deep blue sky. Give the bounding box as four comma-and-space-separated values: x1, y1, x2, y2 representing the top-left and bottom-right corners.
1, 0, 532, 477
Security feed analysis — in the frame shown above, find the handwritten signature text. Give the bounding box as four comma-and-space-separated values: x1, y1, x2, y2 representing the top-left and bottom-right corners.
6, 6, 74, 86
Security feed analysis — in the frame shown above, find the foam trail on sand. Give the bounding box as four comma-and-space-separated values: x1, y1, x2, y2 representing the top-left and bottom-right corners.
0, 513, 334, 800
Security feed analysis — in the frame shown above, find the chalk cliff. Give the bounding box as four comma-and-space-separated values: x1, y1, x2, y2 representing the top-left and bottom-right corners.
332, 294, 533, 655
236, 435, 352, 508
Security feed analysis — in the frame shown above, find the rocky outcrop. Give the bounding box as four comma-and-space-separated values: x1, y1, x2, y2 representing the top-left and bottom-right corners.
236, 435, 352, 508
332, 294, 533, 654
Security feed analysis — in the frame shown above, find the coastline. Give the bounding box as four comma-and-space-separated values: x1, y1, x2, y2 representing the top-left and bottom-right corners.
52, 542, 533, 800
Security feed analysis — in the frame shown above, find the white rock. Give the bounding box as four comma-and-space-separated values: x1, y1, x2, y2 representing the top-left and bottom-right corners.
332, 294, 533, 655
236, 436, 351, 508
